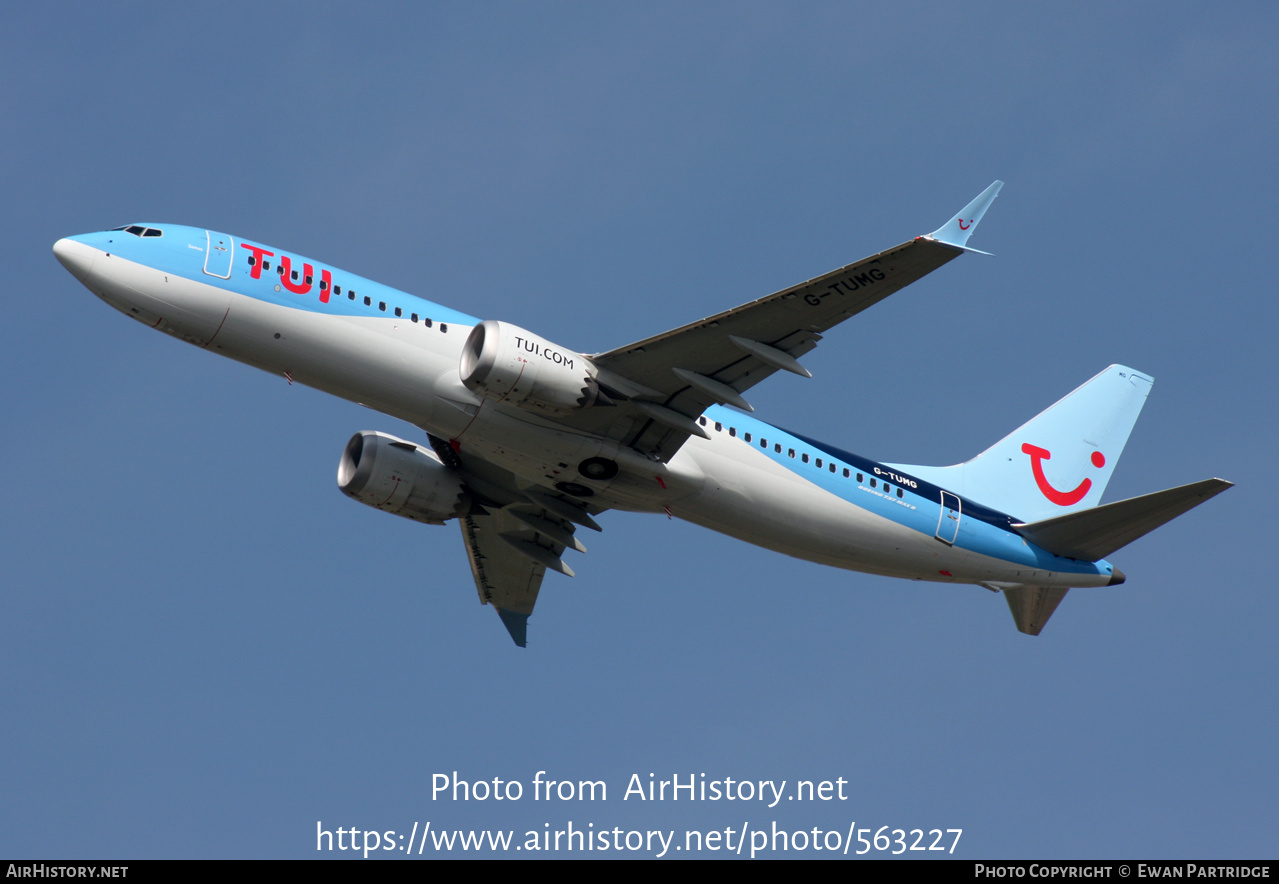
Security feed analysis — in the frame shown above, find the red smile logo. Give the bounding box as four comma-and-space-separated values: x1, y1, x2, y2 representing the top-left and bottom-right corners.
1022, 443, 1105, 506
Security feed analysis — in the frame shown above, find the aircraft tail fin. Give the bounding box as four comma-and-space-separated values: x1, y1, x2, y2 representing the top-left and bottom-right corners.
1013, 478, 1233, 561
889, 365, 1153, 522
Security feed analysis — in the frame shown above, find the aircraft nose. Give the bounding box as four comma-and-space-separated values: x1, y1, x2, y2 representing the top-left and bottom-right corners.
53, 236, 98, 283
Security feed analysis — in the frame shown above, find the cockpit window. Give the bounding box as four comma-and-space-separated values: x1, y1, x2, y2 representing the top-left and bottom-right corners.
116, 225, 164, 237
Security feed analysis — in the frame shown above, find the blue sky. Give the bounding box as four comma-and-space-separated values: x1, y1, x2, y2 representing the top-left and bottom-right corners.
3, 2, 1275, 858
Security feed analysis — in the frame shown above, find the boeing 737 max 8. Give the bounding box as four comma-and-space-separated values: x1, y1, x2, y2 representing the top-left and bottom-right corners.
52, 182, 1230, 646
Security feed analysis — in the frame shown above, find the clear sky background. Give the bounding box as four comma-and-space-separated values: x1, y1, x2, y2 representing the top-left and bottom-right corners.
3, 2, 1275, 859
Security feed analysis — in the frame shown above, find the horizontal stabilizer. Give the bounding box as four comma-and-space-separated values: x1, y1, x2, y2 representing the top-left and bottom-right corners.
1014, 478, 1233, 561
1004, 586, 1070, 636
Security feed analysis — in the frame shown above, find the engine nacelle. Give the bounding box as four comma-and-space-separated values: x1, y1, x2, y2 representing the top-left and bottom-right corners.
337, 431, 466, 524
459, 319, 604, 415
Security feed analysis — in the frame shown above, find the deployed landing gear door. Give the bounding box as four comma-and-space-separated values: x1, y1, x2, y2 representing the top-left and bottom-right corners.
203, 230, 234, 279
936, 491, 962, 545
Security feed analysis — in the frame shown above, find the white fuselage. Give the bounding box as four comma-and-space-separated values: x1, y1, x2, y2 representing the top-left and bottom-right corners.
53, 230, 1114, 592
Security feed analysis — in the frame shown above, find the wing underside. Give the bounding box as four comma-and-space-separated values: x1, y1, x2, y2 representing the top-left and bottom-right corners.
458, 509, 551, 647
431, 435, 596, 647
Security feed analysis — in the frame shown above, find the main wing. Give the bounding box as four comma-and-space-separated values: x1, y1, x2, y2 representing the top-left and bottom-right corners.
575, 181, 1003, 461
427, 435, 600, 647
435, 181, 1001, 645
458, 506, 561, 648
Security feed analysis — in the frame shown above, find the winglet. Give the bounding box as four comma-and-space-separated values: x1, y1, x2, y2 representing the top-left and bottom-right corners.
925, 180, 1003, 253
496, 608, 529, 647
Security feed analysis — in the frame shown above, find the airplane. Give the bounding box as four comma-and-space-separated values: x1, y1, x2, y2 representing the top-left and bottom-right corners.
52, 182, 1231, 646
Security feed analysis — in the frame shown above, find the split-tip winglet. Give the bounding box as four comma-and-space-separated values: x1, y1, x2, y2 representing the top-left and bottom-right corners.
497, 608, 530, 647
925, 180, 1004, 253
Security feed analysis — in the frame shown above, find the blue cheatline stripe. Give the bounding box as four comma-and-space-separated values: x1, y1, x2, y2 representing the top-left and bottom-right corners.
702, 405, 1109, 576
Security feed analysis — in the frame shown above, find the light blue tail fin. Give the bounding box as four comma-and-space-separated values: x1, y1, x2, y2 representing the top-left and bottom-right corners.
888, 365, 1154, 522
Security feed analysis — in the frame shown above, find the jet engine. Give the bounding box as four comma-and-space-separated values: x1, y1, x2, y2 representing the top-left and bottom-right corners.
459, 320, 608, 414
337, 431, 466, 524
